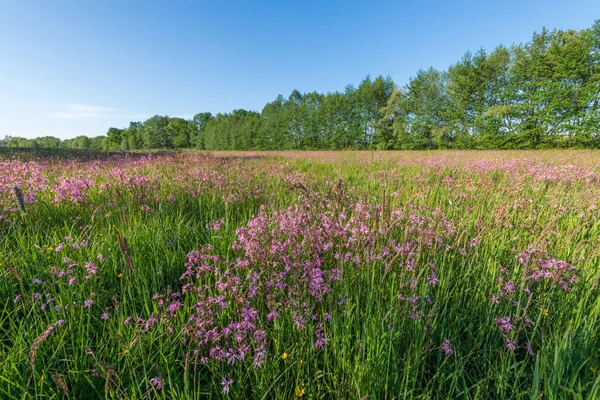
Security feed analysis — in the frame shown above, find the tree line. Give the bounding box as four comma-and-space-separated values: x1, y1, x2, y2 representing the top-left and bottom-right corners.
2, 21, 599, 150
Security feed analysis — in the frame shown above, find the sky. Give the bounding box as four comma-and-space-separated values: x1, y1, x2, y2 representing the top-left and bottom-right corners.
0, 0, 598, 140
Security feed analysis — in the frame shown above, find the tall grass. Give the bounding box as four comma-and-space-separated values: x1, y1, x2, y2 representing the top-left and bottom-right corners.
0, 150, 599, 399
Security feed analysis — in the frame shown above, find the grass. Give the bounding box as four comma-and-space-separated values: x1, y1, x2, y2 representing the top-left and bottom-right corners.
0, 150, 599, 399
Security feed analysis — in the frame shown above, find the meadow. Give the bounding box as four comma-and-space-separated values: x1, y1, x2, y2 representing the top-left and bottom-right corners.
0, 150, 599, 399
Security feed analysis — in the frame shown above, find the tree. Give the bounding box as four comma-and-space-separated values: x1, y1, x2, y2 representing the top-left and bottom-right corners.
139, 115, 171, 149
192, 112, 214, 149
546, 28, 598, 146
258, 95, 288, 150
120, 122, 141, 150
202, 110, 261, 150
374, 89, 406, 149
356, 75, 396, 147
168, 118, 194, 148
6, 137, 36, 148
402, 68, 451, 149
582, 19, 600, 147
106, 127, 124, 150
90, 136, 106, 150
324, 86, 363, 149
72, 136, 92, 149
35, 136, 62, 148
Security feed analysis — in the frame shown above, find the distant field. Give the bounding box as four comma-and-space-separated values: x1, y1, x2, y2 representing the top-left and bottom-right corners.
1, 150, 599, 399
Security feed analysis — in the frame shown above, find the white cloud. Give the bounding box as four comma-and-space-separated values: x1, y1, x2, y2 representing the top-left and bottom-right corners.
44, 105, 195, 124
46, 104, 122, 119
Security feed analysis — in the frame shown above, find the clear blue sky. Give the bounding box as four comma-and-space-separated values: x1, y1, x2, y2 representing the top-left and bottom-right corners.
1, 0, 598, 139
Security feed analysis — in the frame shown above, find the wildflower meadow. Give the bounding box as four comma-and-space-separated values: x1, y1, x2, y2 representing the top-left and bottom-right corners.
0, 150, 599, 399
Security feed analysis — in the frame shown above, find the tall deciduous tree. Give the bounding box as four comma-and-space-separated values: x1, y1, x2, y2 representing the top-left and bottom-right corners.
139, 115, 171, 149
403, 68, 450, 149
192, 112, 214, 149
106, 127, 124, 150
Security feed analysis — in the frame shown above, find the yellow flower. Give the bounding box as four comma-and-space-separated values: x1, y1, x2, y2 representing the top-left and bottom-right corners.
117, 273, 123, 278
281, 352, 288, 360
295, 385, 305, 397
541, 308, 549, 317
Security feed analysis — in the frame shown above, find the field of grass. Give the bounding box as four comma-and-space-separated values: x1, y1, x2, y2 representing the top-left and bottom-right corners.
1, 150, 600, 399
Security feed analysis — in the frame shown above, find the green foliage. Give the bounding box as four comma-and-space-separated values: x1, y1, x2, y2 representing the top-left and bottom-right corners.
139, 115, 171, 149
3, 20, 600, 151
120, 122, 141, 150
168, 118, 194, 149
106, 127, 124, 150
192, 112, 214, 149
203, 110, 262, 150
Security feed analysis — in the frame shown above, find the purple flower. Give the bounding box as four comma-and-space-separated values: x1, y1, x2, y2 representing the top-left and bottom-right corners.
427, 273, 439, 286
84, 262, 97, 278
166, 300, 184, 314
502, 280, 515, 293
293, 313, 306, 330
524, 341, 534, 356
506, 339, 517, 351
442, 338, 453, 356
495, 316, 513, 332
221, 375, 234, 395
266, 311, 279, 320
253, 347, 265, 368
150, 377, 164, 390
314, 332, 329, 350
